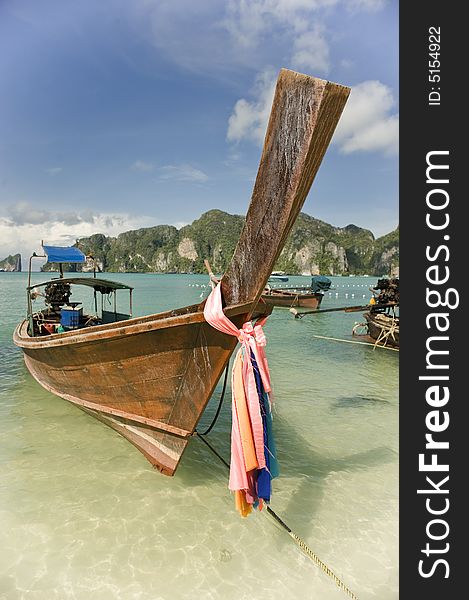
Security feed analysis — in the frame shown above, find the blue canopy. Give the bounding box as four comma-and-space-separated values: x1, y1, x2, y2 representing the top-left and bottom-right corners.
43, 245, 86, 263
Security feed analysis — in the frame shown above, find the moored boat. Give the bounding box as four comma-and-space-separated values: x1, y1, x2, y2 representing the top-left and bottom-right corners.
13, 69, 350, 475
268, 271, 289, 283
364, 310, 399, 349
15, 259, 272, 475
354, 278, 399, 349
262, 275, 332, 309
262, 288, 323, 309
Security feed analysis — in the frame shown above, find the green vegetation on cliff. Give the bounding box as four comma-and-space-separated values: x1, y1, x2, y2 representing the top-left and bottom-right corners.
369, 226, 400, 275
0, 253, 22, 272
42, 209, 399, 276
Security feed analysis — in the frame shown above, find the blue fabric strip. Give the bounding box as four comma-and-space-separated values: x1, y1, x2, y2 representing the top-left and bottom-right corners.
250, 352, 279, 502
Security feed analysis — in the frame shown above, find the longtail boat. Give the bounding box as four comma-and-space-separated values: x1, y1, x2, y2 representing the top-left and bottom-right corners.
364, 311, 399, 349
268, 272, 289, 282
13, 69, 350, 475
262, 275, 332, 309
352, 278, 399, 348
362, 278, 399, 348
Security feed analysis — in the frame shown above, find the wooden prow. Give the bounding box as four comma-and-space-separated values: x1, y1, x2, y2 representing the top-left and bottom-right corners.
221, 69, 350, 309
203, 259, 219, 289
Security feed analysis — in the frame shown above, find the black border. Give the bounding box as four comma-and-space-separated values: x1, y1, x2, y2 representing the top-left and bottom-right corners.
400, 2, 464, 596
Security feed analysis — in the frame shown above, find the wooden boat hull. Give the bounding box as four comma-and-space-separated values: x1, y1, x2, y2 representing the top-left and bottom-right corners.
14, 70, 350, 476
364, 312, 399, 349
14, 302, 266, 475
262, 291, 323, 309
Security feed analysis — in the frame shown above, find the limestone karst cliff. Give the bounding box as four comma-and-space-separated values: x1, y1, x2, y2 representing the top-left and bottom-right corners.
0, 253, 22, 272
41, 210, 398, 276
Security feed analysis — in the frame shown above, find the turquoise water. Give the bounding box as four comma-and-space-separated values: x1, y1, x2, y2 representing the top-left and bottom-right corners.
0, 273, 398, 600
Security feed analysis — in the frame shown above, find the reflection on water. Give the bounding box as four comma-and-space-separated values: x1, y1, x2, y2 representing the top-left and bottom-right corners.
0, 273, 398, 599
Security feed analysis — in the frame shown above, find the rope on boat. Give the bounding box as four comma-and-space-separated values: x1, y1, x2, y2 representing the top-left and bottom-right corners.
351, 322, 367, 336
371, 313, 399, 349
312, 334, 399, 352
197, 362, 230, 436
195, 432, 359, 600
265, 507, 359, 600
290, 292, 300, 308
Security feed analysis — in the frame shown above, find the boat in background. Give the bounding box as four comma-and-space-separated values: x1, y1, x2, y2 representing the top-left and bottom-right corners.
364, 310, 399, 349
268, 271, 289, 283
262, 275, 332, 309
354, 278, 399, 349
14, 69, 350, 476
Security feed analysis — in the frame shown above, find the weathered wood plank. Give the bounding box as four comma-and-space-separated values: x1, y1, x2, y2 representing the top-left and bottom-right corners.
221, 69, 350, 307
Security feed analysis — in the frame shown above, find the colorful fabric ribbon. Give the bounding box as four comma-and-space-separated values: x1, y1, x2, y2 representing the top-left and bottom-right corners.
203, 283, 279, 517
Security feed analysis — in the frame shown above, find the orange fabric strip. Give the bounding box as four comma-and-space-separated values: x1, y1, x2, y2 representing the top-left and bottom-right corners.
232, 352, 258, 472
235, 490, 253, 518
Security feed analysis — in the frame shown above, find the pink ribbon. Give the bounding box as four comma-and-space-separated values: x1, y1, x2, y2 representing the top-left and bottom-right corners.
203, 283, 272, 492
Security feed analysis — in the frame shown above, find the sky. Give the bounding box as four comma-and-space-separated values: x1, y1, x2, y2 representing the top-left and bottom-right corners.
0, 0, 398, 262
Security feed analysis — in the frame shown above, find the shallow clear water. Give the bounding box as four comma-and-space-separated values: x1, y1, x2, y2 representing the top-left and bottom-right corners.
0, 273, 398, 599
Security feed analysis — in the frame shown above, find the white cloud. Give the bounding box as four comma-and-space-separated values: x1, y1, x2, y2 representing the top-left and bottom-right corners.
222, 0, 384, 70
223, 1, 334, 74
291, 24, 330, 73
6, 201, 95, 227
45, 167, 63, 175
0, 203, 164, 264
346, 0, 386, 12
130, 160, 155, 172
227, 69, 276, 145
130, 0, 388, 83
340, 58, 354, 68
227, 74, 398, 156
224, 0, 338, 48
333, 80, 398, 156
158, 164, 209, 182
131, 1, 344, 75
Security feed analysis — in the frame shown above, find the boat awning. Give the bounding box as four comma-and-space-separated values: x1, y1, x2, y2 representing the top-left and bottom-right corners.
28, 277, 133, 292
43, 245, 86, 263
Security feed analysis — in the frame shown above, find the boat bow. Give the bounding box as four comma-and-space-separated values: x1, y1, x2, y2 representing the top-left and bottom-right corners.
14, 69, 350, 475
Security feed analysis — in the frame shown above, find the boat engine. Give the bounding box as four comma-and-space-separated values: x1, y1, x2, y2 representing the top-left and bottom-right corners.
372, 278, 399, 306
44, 281, 72, 312
311, 275, 332, 294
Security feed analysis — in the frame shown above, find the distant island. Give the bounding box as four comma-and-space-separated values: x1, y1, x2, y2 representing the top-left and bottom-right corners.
0, 253, 21, 272
40, 209, 399, 277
